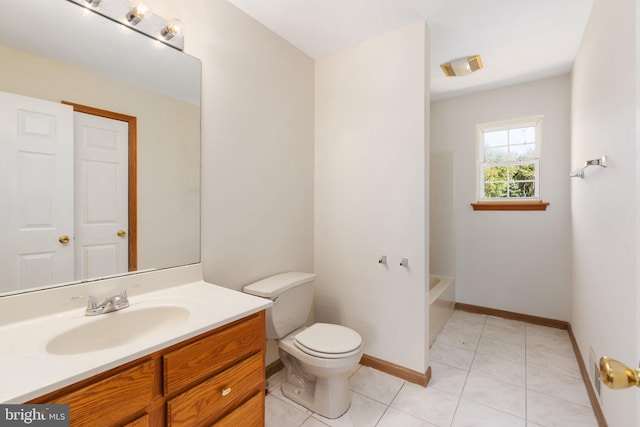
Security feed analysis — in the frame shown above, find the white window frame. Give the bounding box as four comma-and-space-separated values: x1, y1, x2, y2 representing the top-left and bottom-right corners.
476, 116, 543, 201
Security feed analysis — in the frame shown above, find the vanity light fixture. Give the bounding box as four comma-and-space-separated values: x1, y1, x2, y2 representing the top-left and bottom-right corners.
160, 19, 183, 40
440, 55, 483, 77
126, 2, 148, 26
69, 0, 185, 50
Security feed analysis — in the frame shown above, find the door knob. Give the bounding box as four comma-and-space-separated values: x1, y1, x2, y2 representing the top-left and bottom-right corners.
117, 230, 127, 238
599, 357, 640, 389
59, 235, 70, 245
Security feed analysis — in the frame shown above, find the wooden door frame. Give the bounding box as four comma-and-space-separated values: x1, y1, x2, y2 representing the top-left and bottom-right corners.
62, 101, 137, 271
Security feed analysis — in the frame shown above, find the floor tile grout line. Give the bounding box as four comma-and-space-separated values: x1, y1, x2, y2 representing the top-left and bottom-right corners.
477, 318, 528, 422
389, 378, 407, 406
374, 373, 410, 426
349, 387, 394, 408
524, 324, 596, 418
373, 403, 391, 427
453, 313, 533, 423
448, 313, 487, 426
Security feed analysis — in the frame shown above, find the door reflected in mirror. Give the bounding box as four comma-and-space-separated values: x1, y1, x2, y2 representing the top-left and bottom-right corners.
0, 0, 201, 296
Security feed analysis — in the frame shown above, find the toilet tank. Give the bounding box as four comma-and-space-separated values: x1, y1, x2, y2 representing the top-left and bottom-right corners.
243, 272, 315, 340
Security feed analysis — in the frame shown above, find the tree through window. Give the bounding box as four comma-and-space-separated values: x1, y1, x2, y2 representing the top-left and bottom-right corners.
477, 116, 542, 201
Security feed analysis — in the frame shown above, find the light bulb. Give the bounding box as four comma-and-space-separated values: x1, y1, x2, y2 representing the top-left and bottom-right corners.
161, 19, 184, 40
126, 2, 149, 25
450, 58, 472, 76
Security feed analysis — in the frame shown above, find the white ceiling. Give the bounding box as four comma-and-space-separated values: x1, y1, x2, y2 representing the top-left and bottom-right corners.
226, 0, 594, 100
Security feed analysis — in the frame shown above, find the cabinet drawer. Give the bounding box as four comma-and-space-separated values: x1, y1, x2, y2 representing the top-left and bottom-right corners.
167, 352, 264, 426
212, 391, 263, 427
48, 360, 154, 427
164, 312, 264, 395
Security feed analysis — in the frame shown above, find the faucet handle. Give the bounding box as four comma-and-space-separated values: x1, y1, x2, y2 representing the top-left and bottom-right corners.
72, 295, 103, 315
72, 295, 99, 309
111, 289, 130, 310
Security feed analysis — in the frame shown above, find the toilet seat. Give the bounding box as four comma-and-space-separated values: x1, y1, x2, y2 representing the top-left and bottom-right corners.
293, 323, 362, 359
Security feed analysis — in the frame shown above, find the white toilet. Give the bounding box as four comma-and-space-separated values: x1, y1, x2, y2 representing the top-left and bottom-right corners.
243, 272, 363, 419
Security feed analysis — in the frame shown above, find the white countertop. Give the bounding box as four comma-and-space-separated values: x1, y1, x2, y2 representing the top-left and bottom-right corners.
0, 272, 271, 403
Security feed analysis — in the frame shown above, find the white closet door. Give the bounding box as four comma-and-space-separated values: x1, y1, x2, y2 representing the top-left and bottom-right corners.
0, 91, 74, 293
73, 112, 128, 280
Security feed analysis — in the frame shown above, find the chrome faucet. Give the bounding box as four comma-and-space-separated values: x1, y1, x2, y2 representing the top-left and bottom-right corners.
73, 289, 130, 316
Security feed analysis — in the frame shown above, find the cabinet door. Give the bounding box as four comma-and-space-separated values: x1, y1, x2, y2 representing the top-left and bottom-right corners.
47, 360, 154, 427
167, 353, 263, 426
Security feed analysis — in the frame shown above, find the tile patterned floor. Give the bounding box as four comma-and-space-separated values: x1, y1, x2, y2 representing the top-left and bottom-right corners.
265, 310, 599, 427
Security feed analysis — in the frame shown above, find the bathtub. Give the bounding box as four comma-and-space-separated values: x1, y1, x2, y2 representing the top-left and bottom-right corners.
429, 275, 454, 347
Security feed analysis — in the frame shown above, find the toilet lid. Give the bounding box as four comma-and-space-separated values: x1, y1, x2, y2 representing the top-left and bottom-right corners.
294, 323, 362, 356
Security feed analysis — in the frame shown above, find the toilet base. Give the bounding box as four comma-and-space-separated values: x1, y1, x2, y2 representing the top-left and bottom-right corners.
279, 349, 353, 419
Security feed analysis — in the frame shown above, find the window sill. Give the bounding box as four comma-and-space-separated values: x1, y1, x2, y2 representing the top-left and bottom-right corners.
471, 201, 550, 211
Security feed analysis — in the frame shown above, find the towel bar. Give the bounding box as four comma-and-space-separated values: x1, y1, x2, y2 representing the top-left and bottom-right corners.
570, 156, 607, 178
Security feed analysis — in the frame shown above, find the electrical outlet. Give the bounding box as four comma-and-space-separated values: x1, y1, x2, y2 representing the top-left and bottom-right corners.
589, 346, 602, 401
594, 362, 601, 397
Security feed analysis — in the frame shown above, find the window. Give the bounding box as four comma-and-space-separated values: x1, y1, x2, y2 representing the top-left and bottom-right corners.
473, 116, 548, 211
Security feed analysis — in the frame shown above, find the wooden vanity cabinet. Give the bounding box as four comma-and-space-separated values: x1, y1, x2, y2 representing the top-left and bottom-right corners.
29, 311, 266, 427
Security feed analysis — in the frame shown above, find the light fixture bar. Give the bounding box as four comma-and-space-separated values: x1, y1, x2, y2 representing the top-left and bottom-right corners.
67, 0, 185, 50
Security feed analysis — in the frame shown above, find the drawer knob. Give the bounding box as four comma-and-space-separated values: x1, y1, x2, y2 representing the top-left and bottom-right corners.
221, 387, 232, 397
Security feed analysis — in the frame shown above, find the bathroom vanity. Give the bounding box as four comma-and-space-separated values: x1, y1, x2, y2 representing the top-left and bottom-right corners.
29, 312, 265, 426
0, 265, 271, 427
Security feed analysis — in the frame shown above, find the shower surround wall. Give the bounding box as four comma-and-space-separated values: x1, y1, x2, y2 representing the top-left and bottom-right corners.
430, 151, 455, 277
315, 21, 431, 375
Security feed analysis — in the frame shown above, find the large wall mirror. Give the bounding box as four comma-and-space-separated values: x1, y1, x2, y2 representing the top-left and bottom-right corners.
0, 0, 201, 296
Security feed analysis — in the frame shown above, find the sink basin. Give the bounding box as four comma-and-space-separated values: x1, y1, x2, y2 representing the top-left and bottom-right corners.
46, 306, 190, 355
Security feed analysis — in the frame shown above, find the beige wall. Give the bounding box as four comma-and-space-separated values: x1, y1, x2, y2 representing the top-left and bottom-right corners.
150, 0, 315, 289
431, 76, 572, 321
571, 0, 639, 425
0, 43, 200, 274
314, 21, 430, 373
150, 0, 315, 365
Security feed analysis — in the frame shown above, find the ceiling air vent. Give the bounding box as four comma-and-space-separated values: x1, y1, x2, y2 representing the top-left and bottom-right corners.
440, 55, 483, 77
